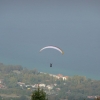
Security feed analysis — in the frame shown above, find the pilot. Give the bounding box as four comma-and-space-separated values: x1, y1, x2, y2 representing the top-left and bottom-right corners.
50, 63, 52, 67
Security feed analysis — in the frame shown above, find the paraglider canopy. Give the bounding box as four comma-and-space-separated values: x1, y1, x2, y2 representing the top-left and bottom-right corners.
39, 46, 64, 55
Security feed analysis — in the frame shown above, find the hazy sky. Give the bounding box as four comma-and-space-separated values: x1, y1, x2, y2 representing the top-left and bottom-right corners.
0, 1, 100, 79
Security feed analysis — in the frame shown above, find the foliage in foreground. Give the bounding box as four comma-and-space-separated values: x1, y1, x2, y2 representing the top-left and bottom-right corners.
31, 85, 48, 100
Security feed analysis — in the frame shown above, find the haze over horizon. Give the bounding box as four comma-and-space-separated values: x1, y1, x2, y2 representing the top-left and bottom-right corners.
0, 1, 100, 79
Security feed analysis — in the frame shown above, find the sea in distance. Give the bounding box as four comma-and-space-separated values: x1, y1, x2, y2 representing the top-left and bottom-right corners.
0, 51, 99, 80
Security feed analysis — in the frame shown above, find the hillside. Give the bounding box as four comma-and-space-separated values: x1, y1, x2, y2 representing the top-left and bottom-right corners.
0, 63, 100, 100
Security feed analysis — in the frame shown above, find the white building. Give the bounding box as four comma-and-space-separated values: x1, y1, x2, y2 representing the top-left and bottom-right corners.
46, 85, 53, 90
39, 84, 46, 87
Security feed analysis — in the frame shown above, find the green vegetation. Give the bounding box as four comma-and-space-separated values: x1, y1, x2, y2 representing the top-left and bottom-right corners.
31, 85, 48, 100
0, 63, 100, 100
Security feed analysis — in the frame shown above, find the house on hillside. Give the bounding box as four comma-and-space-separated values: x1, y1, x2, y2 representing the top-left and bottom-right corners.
31, 84, 40, 88
87, 96, 97, 99
17, 82, 25, 87
0, 80, 2, 84
62, 76, 69, 80
39, 84, 46, 88
46, 85, 53, 90
13, 70, 21, 74
0, 84, 5, 88
57, 74, 63, 78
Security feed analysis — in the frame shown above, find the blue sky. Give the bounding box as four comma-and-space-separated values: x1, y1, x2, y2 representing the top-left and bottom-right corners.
0, 0, 100, 79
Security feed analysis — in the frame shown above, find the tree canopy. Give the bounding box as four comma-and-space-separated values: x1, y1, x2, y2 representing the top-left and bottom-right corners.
31, 85, 48, 100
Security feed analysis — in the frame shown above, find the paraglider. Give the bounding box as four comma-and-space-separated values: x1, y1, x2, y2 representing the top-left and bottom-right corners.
39, 45, 64, 67
39, 46, 64, 55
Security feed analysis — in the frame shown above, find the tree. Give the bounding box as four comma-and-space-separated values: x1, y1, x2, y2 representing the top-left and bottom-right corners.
31, 85, 48, 100
0, 96, 2, 100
